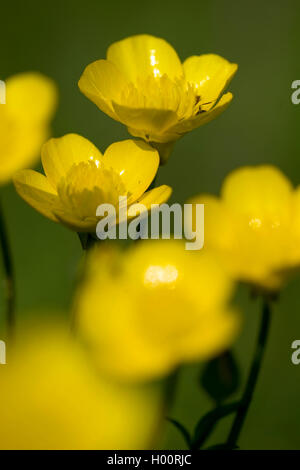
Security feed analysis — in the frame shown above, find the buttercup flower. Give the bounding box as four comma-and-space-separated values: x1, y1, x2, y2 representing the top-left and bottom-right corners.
78, 34, 237, 163
76, 240, 240, 381
190, 165, 300, 292
0, 325, 162, 450
0, 72, 57, 184
13, 134, 172, 232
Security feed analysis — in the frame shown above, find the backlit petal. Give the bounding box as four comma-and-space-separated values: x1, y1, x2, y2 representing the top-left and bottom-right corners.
13, 169, 59, 222
54, 210, 98, 232
78, 60, 127, 119
103, 139, 159, 203
169, 92, 233, 135
107, 34, 183, 83
128, 185, 172, 217
112, 101, 178, 136
183, 54, 237, 107
42, 134, 103, 189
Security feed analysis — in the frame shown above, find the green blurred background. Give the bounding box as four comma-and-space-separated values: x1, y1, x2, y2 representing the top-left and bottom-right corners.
1, 0, 300, 449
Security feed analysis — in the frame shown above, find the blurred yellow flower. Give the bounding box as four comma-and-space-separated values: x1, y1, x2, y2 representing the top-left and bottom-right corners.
0, 72, 57, 184
78, 34, 237, 163
76, 240, 240, 381
190, 165, 300, 292
13, 134, 172, 232
0, 326, 162, 450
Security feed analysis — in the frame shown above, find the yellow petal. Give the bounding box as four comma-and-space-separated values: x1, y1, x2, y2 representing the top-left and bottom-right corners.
6, 72, 57, 124
107, 34, 183, 83
0, 327, 162, 450
180, 309, 241, 361
76, 242, 239, 381
78, 59, 127, 120
183, 54, 237, 107
54, 210, 98, 232
42, 134, 103, 189
188, 194, 228, 248
222, 165, 293, 221
13, 169, 59, 222
169, 92, 233, 135
0, 125, 48, 185
112, 102, 178, 136
128, 185, 172, 217
103, 139, 159, 202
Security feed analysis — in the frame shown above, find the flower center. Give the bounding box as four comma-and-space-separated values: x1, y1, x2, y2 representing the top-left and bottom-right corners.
56, 161, 127, 220
118, 75, 200, 120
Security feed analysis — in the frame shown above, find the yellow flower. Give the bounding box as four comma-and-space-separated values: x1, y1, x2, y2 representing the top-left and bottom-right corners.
0, 72, 57, 184
75, 240, 240, 381
78, 34, 237, 163
0, 325, 162, 450
190, 165, 300, 292
13, 134, 172, 232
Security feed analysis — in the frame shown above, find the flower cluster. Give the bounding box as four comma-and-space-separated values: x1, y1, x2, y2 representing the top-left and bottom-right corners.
79, 34, 237, 162
4, 32, 297, 450
1, 35, 241, 449
189, 165, 300, 292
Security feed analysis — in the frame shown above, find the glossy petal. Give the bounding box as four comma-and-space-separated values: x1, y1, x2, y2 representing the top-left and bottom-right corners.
103, 139, 159, 203
13, 169, 59, 222
78, 60, 127, 119
112, 102, 178, 135
54, 210, 98, 232
107, 34, 183, 83
6, 72, 57, 124
169, 92, 233, 135
183, 54, 238, 107
128, 185, 172, 218
42, 134, 103, 189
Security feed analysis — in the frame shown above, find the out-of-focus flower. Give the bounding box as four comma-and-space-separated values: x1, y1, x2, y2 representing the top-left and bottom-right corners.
13, 134, 172, 232
76, 240, 240, 381
0, 325, 162, 450
190, 165, 300, 293
0, 72, 57, 184
78, 34, 237, 163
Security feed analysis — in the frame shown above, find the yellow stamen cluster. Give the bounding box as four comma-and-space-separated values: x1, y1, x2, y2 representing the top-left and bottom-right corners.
56, 161, 127, 220
118, 75, 201, 126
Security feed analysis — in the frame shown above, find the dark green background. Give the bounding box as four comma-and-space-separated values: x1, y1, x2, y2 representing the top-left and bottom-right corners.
1, 0, 300, 449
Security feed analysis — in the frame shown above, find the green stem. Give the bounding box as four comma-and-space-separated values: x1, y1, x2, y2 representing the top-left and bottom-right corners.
0, 197, 15, 339
77, 233, 97, 251
192, 401, 240, 449
226, 299, 271, 449
165, 368, 179, 411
